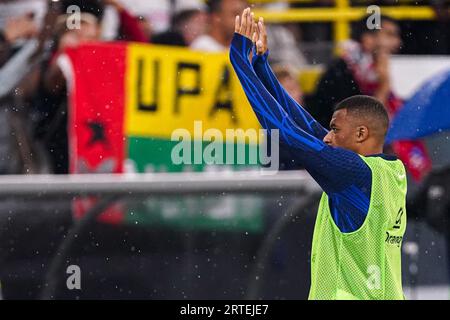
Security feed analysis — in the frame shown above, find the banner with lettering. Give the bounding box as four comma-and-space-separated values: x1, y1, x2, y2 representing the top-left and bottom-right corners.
63, 42, 264, 230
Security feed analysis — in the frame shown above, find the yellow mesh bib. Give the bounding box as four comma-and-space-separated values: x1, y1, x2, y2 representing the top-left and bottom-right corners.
308, 155, 407, 300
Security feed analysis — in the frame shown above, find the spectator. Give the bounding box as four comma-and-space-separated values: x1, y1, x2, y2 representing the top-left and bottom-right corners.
310, 15, 432, 182
35, 0, 147, 174
310, 15, 402, 128
292, 0, 334, 64
260, 2, 308, 70
117, 0, 171, 34
272, 64, 304, 105
103, 0, 149, 42
136, 15, 153, 42
0, 14, 38, 75
0, 0, 47, 30
190, 0, 247, 52
0, 2, 59, 174
264, 24, 308, 71
269, 64, 306, 171
153, 6, 207, 47
0, 14, 38, 174
33, 10, 101, 173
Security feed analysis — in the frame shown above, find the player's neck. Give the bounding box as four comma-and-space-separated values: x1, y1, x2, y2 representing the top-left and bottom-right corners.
358, 145, 384, 157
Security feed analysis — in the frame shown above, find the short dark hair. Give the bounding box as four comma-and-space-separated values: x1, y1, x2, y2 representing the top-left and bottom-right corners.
334, 95, 390, 137
352, 14, 398, 42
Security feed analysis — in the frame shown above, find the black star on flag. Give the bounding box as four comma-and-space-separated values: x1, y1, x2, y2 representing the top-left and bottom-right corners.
86, 120, 109, 147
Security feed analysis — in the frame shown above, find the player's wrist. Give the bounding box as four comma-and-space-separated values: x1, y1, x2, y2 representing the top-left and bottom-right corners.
232, 32, 253, 55
252, 49, 269, 67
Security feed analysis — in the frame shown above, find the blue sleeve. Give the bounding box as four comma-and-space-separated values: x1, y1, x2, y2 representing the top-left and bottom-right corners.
230, 33, 372, 233
251, 48, 328, 140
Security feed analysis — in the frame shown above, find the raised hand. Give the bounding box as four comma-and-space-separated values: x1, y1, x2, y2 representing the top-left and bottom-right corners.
234, 7, 256, 41
254, 17, 268, 55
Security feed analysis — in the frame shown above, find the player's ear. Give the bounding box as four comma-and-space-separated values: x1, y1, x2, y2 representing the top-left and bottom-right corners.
356, 125, 369, 143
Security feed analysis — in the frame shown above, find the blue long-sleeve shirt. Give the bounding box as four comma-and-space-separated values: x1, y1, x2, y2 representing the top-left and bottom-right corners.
230, 33, 397, 233
251, 48, 328, 140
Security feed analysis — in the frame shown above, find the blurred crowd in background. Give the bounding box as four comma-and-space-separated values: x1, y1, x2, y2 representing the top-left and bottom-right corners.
0, 4, 447, 194
1, 0, 449, 176
0, 0, 449, 299
0, 0, 449, 225
0, 4, 449, 183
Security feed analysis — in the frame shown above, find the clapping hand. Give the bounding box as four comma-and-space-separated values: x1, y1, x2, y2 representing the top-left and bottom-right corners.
234, 8, 268, 56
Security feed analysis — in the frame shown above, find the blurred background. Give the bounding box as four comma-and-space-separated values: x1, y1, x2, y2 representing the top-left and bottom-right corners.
0, 0, 449, 300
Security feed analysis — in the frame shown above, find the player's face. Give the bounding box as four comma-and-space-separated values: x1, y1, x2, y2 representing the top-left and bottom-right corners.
323, 109, 358, 151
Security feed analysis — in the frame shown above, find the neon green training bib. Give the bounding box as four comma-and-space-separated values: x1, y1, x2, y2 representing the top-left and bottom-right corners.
309, 155, 407, 300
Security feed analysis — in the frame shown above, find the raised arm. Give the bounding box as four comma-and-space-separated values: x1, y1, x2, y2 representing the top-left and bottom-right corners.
230, 9, 373, 232
230, 31, 324, 156
251, 17, 328, 140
